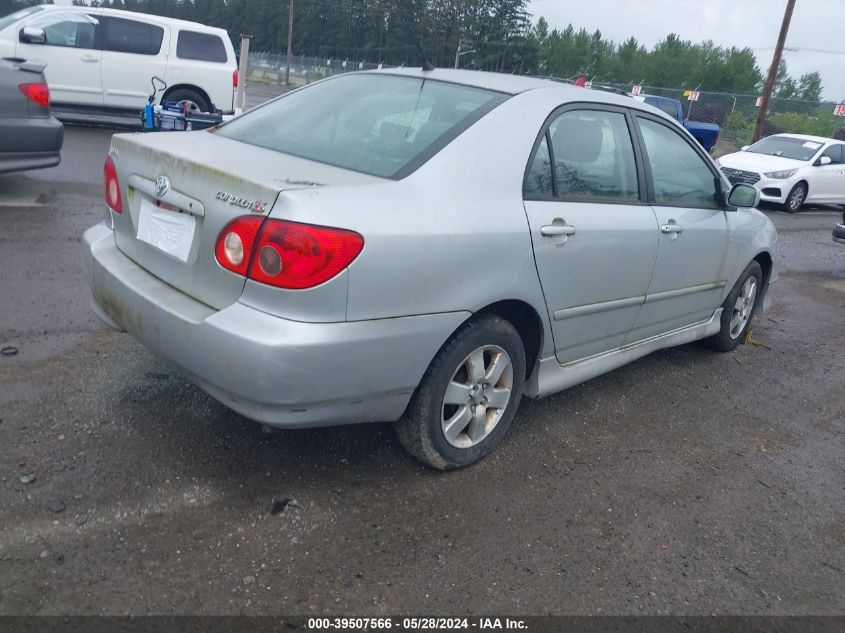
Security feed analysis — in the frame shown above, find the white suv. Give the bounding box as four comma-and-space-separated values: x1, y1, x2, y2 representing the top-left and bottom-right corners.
0, 5, 237, 114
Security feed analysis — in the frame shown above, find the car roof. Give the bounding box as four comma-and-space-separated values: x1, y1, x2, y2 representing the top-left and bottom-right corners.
368, 67, 646, 107
30, 4, 229, 36
774, 133, 838, 144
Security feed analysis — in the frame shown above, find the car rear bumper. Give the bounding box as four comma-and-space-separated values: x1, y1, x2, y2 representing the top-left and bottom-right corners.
834, 223, 845, 244
0, 116, 63, 174
82, 223, 468, 428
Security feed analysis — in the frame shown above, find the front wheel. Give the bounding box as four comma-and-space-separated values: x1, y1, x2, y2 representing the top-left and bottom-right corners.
704, 261, 763, 352
783, 182, 807, 213
396, 314, 526, 470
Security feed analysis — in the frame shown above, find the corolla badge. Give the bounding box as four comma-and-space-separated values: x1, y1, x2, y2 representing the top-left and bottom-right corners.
216, 191, 268, 213
154, 175, 170, 198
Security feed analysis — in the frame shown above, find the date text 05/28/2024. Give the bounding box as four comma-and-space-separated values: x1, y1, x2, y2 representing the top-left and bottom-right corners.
306, 618, 528, 630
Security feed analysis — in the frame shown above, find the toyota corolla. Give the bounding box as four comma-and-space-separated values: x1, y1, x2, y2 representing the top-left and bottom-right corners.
82, 69, 778, 469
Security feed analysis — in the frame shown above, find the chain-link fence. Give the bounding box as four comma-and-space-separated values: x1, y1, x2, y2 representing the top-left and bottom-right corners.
246, 51, 845, 156
247, 51, 394, 88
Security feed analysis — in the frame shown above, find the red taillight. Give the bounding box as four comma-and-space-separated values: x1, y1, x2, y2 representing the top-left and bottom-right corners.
19, 82, 50, 108
103, 156, 122, 213
233, 68, 239, 89
215, 216, 264, 276
215, 217, 364, 289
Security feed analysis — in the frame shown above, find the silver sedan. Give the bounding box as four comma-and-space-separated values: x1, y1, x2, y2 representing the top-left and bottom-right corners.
82, 68, 778, 469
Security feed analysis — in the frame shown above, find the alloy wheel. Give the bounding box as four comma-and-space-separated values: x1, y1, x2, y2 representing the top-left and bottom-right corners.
440, 345, 513, 449
729, 276, 757, 339
788, 186, 805, 211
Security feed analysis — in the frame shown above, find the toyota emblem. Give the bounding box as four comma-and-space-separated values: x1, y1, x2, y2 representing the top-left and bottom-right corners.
154, 175, 170, 198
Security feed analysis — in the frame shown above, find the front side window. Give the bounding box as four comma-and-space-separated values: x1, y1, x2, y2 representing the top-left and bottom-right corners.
531, 109, 639, 202
100, 16, 163, 55
637, 117, 719, 209
216, 74, 508, 179
24, 11, 97, 49
820, 144, 844, 165
177, 30, 227, 62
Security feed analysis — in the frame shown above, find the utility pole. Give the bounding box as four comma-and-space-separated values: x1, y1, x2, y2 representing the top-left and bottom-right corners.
454, 38, 476, 70
752, 0, 797, 143
234, 34, 251, 115
285, 0, 294, 86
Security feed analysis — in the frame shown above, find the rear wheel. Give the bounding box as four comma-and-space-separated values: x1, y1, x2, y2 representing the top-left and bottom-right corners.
704, 261, 763, 352
783, 182, 807, 213
396, 314, 526, 470
162, 88, 210, 114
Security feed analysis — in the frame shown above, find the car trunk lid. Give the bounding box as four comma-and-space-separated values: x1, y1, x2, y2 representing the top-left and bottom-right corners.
109, 131, 380, 310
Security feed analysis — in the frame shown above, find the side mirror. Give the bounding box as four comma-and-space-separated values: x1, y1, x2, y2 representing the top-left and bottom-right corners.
818, 156, 832, 166
727, 183, 760, 209
740, 145, 750, 151
20, 26, 46, 44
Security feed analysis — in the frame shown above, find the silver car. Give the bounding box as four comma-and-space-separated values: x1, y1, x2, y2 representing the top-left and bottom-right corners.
82, 69, 778, 469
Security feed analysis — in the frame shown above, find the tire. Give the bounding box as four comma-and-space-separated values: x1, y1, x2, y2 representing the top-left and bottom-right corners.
162, 88, 210, 113
396, 314, 526, 470
783, 182, 807, 213
704, 261, 763, 353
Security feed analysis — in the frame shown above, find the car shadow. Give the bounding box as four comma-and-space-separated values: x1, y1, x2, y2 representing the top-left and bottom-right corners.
111, 335, 728, 488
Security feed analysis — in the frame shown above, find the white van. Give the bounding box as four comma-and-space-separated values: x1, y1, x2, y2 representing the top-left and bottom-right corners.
0, 5, 237, 114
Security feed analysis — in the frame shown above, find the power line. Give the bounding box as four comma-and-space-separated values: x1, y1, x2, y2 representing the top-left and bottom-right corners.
753, 45, 845, 55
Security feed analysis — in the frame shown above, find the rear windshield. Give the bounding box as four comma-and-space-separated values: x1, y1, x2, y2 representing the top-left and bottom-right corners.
216, 74, 509, 179
746, 135, 822, 161
0, 5, 44, 31
177, 30, 227, 62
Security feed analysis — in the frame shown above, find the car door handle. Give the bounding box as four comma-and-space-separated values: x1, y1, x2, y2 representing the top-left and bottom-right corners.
660, 224, 683, 234
540, 224, 576, 237
80, 55, 99, 63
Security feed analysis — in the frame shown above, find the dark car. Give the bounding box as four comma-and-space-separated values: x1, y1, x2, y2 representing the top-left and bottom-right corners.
834, 209, 845, 244
0, 57, 63, 174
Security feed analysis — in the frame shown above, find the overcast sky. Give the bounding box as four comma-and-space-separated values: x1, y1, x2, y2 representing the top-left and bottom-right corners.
529, 0, 845, 101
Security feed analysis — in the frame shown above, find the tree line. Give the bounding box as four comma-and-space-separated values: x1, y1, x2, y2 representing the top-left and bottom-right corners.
1, 0, 825, 101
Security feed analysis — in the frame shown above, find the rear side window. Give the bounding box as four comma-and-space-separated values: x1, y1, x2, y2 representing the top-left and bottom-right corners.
177, 30, 228, 62
524, 135, 552, 196
100, 16, 163, 55
525, 109, 639, 202
216, 74, 508, 179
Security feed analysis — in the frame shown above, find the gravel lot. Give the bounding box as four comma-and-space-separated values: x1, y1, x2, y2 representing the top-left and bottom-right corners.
0, 121, 843, 616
